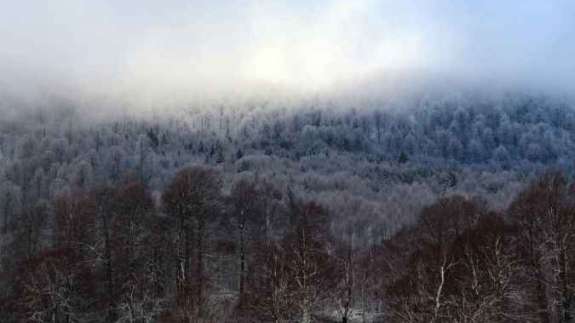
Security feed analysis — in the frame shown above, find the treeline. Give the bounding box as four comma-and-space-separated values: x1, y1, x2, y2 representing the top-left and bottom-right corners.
0, 167, 574, 322
1, 93, 574, 202
3, 93, 570, 248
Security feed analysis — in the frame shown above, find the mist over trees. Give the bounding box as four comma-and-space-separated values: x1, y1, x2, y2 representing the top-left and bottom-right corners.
1, 92, 575, 322
3, 92, 572, 209
2, 0, 575, 320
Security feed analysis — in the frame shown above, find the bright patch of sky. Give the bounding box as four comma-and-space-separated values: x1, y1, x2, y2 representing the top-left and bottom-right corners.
1, 0, 574, 105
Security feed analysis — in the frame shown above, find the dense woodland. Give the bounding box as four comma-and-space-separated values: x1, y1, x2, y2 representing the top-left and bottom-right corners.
1, 92, 575, 322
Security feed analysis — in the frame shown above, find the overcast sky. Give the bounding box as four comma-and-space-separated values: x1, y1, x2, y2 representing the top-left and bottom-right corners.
1, 0, 574, 106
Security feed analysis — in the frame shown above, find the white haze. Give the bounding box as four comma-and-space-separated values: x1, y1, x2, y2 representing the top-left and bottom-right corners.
1, 0, 575, 113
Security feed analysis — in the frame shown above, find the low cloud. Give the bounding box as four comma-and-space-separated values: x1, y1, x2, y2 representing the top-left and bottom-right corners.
1, 0, 574, 110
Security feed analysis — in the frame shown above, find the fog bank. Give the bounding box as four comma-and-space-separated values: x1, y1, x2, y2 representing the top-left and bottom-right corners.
1, 0, 574, 112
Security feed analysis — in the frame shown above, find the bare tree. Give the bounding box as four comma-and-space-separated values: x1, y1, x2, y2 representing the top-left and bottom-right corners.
510, 173, 575, 322
162, 166, 222, 321
229, 179, 264, 302
284, 201, 333, 323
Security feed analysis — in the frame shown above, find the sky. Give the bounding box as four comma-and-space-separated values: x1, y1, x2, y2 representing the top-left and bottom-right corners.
1, 0, 574, 107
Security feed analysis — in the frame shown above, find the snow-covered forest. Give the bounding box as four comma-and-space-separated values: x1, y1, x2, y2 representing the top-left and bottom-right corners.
3, 0, 575, 321
1, 92, 575, 322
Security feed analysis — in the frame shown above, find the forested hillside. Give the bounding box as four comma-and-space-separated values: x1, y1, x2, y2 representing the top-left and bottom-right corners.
3, 0, 575, 320
1, 93, 575, 322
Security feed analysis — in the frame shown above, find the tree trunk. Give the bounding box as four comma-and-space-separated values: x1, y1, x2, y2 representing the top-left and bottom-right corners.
3, 198, 11, 233
102, 212, 115, 322
535, 268, 550, 323
196, 216, 205, 317
239, 221, 246, 299
302, 304, 312, 323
